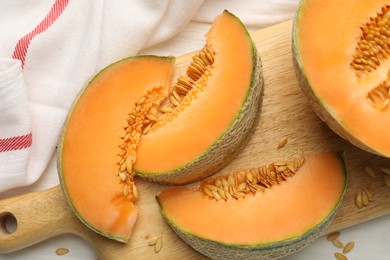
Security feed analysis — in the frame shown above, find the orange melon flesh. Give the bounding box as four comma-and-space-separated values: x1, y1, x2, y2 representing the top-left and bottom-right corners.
157, 153, 346, 245
295, 0, 390, 156
135, 11, 254, 174
59, 56, 174, 242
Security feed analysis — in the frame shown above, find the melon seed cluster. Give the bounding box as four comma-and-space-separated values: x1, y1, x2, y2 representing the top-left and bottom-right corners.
366, 78, 390, 110
351, 6, 390, 75
200, 157, 305, 201
155, 45, 215, 128
117, 45, 215, 201
351, 5, 390, 110
117, 88, 166, 201
354, 186, 374, 209
327, 231, 355, 260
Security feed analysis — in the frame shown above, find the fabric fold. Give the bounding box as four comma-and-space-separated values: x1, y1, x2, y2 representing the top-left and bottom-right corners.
0, 58, 32, 191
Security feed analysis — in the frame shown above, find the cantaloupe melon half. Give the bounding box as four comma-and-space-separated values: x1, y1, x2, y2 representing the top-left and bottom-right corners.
134, 10, 263, 184
293, 0, 390, 157
157, 153, 347, 259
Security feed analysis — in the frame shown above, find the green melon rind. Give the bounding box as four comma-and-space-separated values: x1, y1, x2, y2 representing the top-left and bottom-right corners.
157, 153, 347, 259
292, 4, 386, 157
136, 11, 264, 185
57, 56, 175, 243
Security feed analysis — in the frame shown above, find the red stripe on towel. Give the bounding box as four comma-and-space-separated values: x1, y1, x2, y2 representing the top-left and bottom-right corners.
12, 0, 69, 67
0, 133, 33, 152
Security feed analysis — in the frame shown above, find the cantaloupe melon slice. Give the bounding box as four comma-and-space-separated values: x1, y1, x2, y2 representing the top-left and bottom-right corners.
157, 153, 347, 259
58, 56, 174, 242
293, 0, 390, 157
135, 10, 263, 184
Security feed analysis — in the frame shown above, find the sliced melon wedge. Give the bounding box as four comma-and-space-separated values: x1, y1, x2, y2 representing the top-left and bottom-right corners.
157, 153, 347, 259
58, 56, 175, 242
135, 10, 263, 184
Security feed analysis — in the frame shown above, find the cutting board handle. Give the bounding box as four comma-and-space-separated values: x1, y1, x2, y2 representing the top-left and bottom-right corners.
0, 185, 83, 253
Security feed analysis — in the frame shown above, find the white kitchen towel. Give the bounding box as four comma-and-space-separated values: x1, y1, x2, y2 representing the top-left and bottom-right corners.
0, 0, 299, 193
0, 0, 203, 192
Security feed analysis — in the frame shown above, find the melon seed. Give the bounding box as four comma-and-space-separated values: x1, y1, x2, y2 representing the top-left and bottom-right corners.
202, 186, 213, 197
123, 184, 130, 197
277, 137, 288, 149
148, 237, 158, 246
132, 183, 138, 199
142, 122, 153, 135
237, 182, 247, 192
361, 189, 369, 206
212, 190, 222, 201
119, 171, 127, 181
225, 190, 233, 200
332, 239, 344, 249
177, 75, 194, 88
364, 166, 376, 178
334, 252, 348, 260
169, 94, 180, 107
160, 106, 174, 113
355, 189, 363, 208
363, 187, 374, 201
215, 177, 223, 187
343, 241, 355, 254
245, 171, 254, 183
119, 161, 127, 172
327, 231, 340, 241
277, 165, 287, 172
221, 177, 230, 191
274, 161, 287, 166
175, 85, 190, 95
137, 96, 146, 106
127, 117, 135, 125
125, 157, 133, 173
228, 174, 235, 186
154, 236, 163, 253
55, 248, 69, 256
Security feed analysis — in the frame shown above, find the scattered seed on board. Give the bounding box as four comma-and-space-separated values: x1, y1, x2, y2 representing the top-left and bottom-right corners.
343, 241, 355, 254
148, 237, 159, 246
154, 236, 163, 253
335, 252, 348, 260
332, 239, 344, 249
327, 231, 340, 241
277, 137, 288, 149
361, 189, 369, 206
364, 166, 376, 178
55, 248, 70, 256
363, 187, 374, 201
355, 189, 363, 208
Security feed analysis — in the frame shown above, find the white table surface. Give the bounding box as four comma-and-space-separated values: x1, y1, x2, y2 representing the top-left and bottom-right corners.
1, 20, 390, 260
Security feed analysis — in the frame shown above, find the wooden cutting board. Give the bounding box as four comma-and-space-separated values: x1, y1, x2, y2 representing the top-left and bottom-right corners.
2, 19, 390, 260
